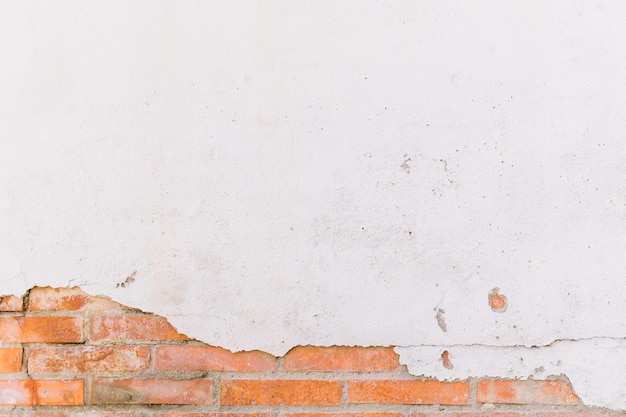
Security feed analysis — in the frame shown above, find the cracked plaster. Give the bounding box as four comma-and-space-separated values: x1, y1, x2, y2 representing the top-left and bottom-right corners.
1, 0, 626, 411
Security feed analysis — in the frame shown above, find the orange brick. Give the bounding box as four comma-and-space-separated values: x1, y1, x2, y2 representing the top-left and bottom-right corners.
288, 414, 403, 417
0, 295, 23, 311
29, 287, 126, 311
0, 379, 83, 405
156, 345, 276, 372
221, 380, 342, 406
283, 346, 400, 372
90, 379, 212, 405
0, 317, 83, 343
476, 379, 580, 405
28, 346, 150, 374
411, 412, 530, 417
157, 414, 276, 417
0, 347, 22, 373
537, 414, 620, 417
0, 380, 34, 405
90, 315, 189, 342
23, 413, 137, 417
35, 380, 84, 406
348, 379, 470, 405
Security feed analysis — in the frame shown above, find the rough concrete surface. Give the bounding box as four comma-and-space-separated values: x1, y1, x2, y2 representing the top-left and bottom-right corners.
1, 0, 625, 410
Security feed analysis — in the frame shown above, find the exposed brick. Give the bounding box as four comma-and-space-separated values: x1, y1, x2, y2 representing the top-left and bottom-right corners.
22, 413, 138, 417
156, 345, 276, 372
90, 379, 212, 405
348, 379, 470, 405
489, 289, 507, 312
0, 317, 83, 343
476, 379, 580, 405
0, 347, 22, 373
35, 380, 84, 406
29, 287, 126, 311
288, 414, 403, 417
0, 295, 24, 311
411, 411, 530, 417
90, 315, 189, 342
221, 380, 342, 406
0, 380, 34, 405
156, 414, 276, 417
0, 380, 83, 406
28, 346, 150, 374
283, 346, 400, 372
535, 411, 625, 417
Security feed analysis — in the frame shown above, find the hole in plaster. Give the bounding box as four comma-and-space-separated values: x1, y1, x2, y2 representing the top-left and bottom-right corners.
441, 350, 453, 369
489, 287, 507, 312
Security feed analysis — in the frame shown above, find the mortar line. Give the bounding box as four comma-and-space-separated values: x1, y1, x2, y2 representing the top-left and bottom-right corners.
150, 344, 156, 372
469, 377, 477, 406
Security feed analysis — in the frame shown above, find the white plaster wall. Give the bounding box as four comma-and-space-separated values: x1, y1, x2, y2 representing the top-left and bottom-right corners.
1, 0, 626, 409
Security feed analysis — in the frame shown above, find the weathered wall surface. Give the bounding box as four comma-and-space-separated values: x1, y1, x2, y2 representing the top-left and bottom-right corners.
0, 287, 607, 416
1, 0, 625, 410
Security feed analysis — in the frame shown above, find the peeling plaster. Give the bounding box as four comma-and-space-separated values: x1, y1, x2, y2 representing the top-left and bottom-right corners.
396, 339, 626, 410
2, 0, 626, 412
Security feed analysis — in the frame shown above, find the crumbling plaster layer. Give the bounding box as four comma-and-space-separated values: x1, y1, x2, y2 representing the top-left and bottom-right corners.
1, 0, 625, 410
396, 339, 626, 410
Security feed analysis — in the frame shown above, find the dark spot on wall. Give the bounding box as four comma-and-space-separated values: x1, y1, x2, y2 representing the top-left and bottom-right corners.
435, 307, 447, 332
116, 271, 137, 289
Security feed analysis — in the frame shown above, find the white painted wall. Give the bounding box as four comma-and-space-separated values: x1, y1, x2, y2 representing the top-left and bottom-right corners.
1, 0, 626, 409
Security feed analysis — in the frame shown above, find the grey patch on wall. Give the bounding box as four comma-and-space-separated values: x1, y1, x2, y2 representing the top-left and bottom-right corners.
116, 271, 137, 288
435, 307, 447, 332
400, 154, 411, 173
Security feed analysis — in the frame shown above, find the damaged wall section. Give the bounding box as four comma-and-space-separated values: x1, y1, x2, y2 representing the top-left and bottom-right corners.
0, 287, 620, 415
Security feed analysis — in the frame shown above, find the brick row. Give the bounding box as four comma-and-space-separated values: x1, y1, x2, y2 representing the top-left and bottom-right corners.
0, 377, 582, 407
7, 414, 620, 417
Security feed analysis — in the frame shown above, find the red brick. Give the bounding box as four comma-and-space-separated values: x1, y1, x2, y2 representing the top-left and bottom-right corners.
90, 379, 212, 405
0, 379, 83, 406
411, 411, 529, 417
35, 380, 84, 406
0, 295, 23, 311
288, 414, 403, 417
537, 414, 621, 417
157, 414, 275, 417
23, 413, 136, 417
0, 316, 83, 343
0, 347, 22, 373
156, 345, 276, 372
283, 346, 400, 372
221, 380, 342, 406
29, 287, 126, 311
90, 315, 189, 342
476, 379, 580, 405
28, 346, 150, 374
0, 380, 34, 405
348, 379, 470, 405
489, 289, 507, 312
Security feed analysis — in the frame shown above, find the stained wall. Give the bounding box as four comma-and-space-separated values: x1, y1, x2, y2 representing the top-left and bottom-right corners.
1, 1, 625, 410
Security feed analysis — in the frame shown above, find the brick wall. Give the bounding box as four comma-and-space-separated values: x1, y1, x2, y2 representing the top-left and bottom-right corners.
0, 287, 614, 417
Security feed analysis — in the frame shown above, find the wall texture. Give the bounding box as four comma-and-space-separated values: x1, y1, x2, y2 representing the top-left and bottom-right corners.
2, 0, 626, 411
0, 287, 612, 416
